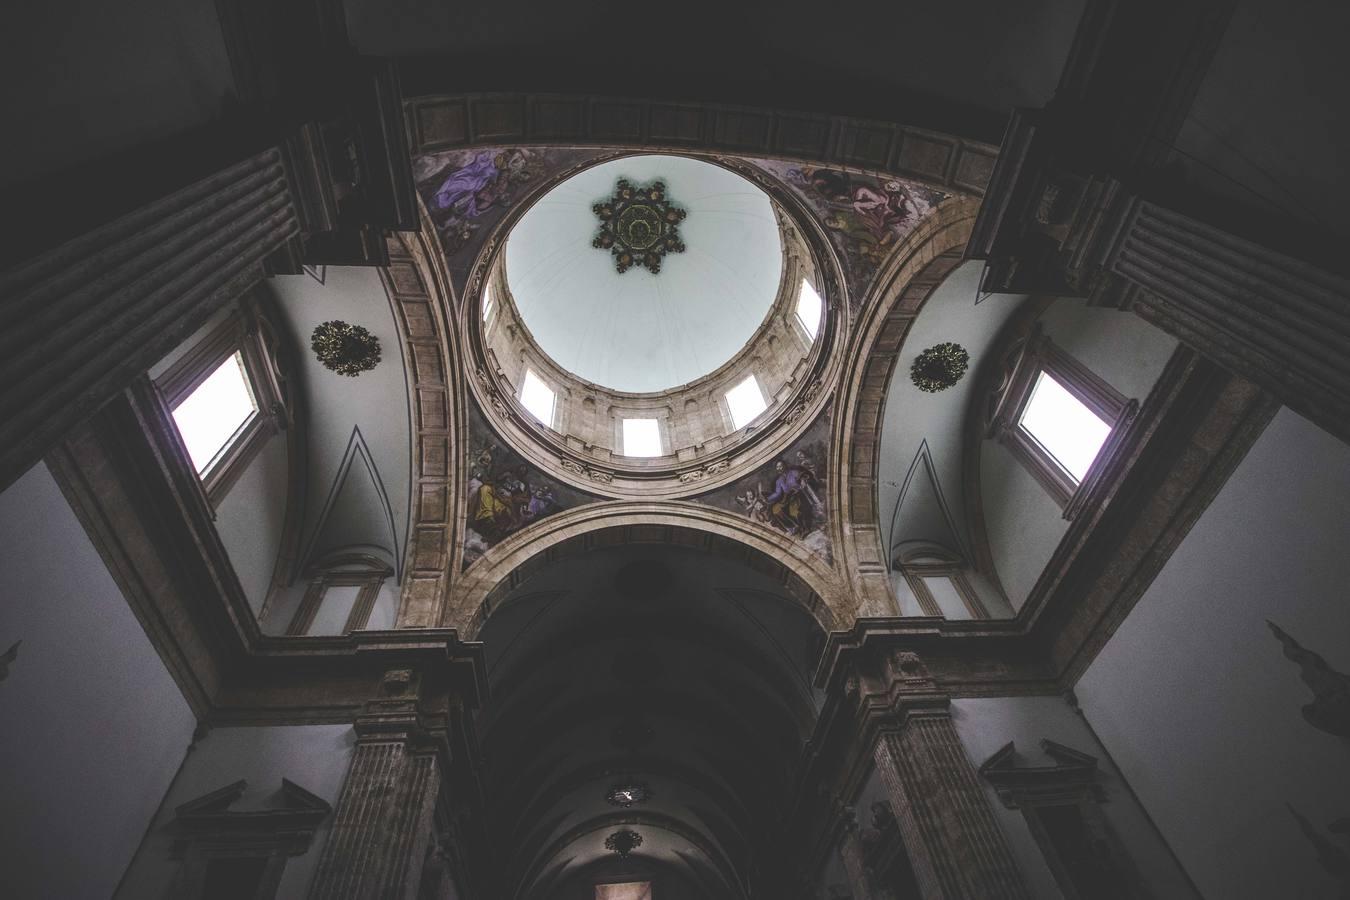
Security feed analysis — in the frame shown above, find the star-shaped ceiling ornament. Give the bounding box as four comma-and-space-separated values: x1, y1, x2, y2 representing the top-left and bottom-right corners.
592, 178, 687, 274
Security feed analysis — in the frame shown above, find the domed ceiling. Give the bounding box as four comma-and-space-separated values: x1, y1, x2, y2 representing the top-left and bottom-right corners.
504, 155, 784, 394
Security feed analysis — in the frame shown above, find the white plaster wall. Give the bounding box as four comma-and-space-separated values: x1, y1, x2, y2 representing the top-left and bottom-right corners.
980, 444, 1066, 609
0, 463, 197, 899
1077, 408, 1350, 899
117, 724, 356, 900
1037, 304, 1178, 404
951, 696, 1197, 900
215, 431, 289, 614
981, 302, 1177, 609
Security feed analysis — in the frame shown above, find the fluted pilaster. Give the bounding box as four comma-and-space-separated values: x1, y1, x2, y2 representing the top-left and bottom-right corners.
308, 735, 441, 899
0, 147, 300, 489
873, 709, 1029, 900
1105, 199, 1350, 443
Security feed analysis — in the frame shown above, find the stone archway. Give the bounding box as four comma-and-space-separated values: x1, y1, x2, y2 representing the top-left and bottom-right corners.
443, 501, 844, 637
828, 195, 982, 616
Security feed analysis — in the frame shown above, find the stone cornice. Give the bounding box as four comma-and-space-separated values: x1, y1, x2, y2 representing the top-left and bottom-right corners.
405, 93, 999, 199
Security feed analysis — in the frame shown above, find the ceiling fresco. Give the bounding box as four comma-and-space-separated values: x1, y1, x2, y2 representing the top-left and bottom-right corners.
412, 145, 951, 304
690, 406, 834, 563
463, 398, 602, 570
750, 158, 949, 298
413, 146, 608, 268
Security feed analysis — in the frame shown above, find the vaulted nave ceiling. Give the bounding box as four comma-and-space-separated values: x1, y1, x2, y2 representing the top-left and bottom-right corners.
475, 541, 825, 899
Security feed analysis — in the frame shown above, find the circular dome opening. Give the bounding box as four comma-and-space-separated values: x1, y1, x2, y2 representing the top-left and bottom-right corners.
503, 155, 785, 394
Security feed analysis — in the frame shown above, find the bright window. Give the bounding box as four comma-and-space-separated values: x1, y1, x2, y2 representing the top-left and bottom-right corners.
1018, 371, 1111, 482
622, 418, 662, 457
725, 373, 768, 430
483, 283, 495, 322
171, 352, 257, 473
519, 369, 556, 427
595, 884, 652, 900
796, 278, 823, 340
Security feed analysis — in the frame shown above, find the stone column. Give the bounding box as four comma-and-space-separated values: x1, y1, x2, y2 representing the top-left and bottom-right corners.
867, 653, 1030, 900
0, 146, 301, 490
308, 669, 445, 900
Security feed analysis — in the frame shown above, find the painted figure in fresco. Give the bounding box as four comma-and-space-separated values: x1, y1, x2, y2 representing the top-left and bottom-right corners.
779, 163, 941, 281
467, 453, 565, 547
524, 484, 558, 523
764, 458, 820, 536
427, 149, 536, 254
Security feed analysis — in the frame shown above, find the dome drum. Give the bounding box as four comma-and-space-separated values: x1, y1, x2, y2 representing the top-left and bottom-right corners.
464, 153, 848, 497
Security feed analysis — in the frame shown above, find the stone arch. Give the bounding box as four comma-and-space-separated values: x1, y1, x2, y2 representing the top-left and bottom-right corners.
443, 502, 844, 637
828, 194, 983, 616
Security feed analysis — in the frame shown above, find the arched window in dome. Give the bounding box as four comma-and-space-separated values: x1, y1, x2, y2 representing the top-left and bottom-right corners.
621, 418, 663, 457
795, 278, 823, 341
519, 368, 556, 428
725, 373, 768, 430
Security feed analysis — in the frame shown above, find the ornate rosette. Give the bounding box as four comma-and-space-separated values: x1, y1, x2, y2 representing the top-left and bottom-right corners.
311, 321, 382, 377
592, 178, 687, 274
604, 828, 644, 857
910, 342, 970, 393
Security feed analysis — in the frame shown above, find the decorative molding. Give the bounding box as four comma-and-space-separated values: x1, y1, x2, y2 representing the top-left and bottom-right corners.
406, 94, 998, 198
978, 739, 1103, 809
167, 777, 331, 900
830, 195, 981, 616
379, 225, 463, 626
979, 740, 1154, 900
446, 503, 843, 638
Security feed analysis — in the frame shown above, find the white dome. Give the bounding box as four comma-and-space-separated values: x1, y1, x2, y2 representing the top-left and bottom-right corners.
504, 155, 783, 393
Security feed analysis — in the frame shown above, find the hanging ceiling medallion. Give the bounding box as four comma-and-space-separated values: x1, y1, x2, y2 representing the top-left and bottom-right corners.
605, 828, 644, 857
311, 320, 382, 377
592, 178, 687, 274
605, 782, 653, 808
910, 342, 970, 393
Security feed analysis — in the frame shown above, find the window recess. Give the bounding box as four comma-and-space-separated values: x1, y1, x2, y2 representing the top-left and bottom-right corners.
154, 298, 290, 505
987, 330, 1137, 518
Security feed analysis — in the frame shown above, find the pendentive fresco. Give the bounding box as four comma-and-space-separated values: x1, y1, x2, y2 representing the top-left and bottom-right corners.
413, 147, 607, 262
692, 406, 833, 562
462, 400, 600, 570
751, 158, 947, 296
